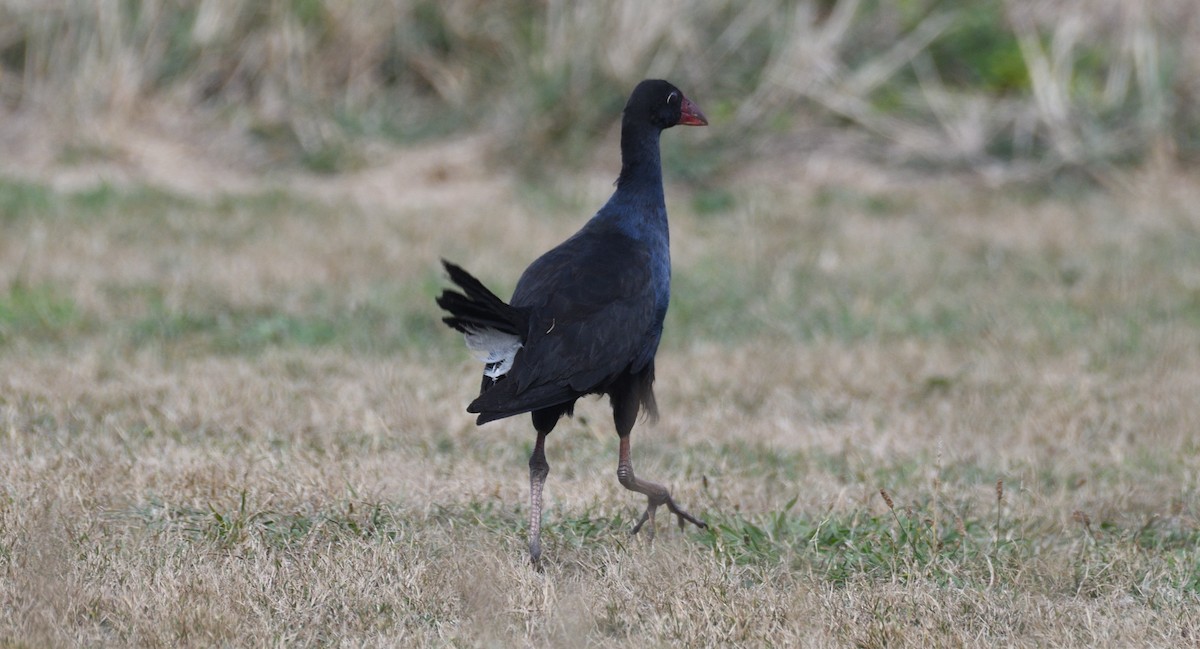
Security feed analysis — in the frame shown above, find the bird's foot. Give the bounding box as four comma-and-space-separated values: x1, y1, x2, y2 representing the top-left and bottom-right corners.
529, 539, 544, 572
630, 494, 707, 540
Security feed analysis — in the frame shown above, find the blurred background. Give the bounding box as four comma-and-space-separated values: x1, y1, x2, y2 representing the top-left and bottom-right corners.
4, 5, 1200, 644
1, 0, 1197, 186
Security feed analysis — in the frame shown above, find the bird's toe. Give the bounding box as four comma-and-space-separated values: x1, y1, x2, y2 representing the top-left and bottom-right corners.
667, 502, 707, 531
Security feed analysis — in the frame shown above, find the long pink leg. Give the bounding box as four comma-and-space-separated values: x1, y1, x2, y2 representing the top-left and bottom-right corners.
527, 431, 550, 567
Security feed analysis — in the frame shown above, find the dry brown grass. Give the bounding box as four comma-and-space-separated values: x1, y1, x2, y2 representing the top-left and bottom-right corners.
3, 0, 1199, 176
3, 4, 1200, 645
1, 130, 1199, 646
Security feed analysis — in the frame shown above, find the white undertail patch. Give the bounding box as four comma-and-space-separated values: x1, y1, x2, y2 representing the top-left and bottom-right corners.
463, 328, 522, 379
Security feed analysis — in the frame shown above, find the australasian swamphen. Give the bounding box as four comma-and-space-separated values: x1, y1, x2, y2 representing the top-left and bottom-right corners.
436, 79, 708, 566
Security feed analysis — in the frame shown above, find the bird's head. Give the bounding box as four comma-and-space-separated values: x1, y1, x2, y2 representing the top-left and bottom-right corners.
624, 79, 708, 131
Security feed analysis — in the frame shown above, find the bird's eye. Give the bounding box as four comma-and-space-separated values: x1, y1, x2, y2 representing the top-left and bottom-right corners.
666, 92, 678, 105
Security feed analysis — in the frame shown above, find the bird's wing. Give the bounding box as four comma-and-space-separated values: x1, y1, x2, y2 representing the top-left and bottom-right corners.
468, 226, 663, 416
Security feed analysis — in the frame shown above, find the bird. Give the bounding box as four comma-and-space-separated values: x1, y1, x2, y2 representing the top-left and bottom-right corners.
436, 79, 708, 566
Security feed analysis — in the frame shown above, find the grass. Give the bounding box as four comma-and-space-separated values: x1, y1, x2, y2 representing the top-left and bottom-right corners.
2, 4, 1197, 642
3, 1, 1199, 176
2, 150, 1200, 646
0, 281, 85, 345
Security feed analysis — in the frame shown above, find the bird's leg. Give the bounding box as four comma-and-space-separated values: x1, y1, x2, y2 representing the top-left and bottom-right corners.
527, 431, 550, 568
616, 435, 707, 539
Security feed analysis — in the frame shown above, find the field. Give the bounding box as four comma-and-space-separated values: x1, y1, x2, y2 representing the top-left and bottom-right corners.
2, 129, 1199, 646
3, 1, 1200, 646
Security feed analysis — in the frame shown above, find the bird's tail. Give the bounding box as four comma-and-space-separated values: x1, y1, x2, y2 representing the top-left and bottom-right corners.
436, 260, 524, 337
436, 260, 529, 402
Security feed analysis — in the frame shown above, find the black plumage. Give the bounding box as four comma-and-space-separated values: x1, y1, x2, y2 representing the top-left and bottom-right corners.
437, 79, 708, 566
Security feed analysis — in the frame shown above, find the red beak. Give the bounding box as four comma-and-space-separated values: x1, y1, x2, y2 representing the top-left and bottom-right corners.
678, 95, 708, 126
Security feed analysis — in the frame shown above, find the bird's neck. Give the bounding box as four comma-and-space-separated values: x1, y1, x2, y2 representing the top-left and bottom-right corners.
614, 122, 665, 203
